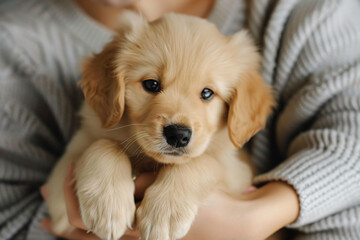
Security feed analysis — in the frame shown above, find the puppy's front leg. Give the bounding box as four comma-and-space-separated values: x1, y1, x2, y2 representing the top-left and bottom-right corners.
137, 155, 222, 240
75, 139, 135, 240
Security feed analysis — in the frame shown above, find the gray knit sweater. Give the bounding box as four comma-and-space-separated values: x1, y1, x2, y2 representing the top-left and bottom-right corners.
0, 0, 359, 239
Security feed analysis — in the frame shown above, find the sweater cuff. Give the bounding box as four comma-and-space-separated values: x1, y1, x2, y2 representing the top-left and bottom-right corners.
253, 133, 360, 228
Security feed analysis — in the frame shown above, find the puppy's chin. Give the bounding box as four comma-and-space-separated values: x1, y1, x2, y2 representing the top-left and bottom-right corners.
145, 151, 192, 165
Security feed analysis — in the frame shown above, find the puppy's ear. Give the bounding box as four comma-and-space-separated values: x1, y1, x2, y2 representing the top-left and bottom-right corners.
228, 70, 275, 148
80, 12, 147, 128
227, 31, 275, 147
80, 40, 125, 128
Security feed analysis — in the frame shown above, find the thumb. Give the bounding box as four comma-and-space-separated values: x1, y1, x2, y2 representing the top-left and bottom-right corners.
133, 172, 157, 199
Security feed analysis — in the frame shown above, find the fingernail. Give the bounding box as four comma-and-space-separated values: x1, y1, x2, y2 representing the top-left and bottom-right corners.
132, 173, 137, 181
242, 186, 257, 194
40, 185, 48, 200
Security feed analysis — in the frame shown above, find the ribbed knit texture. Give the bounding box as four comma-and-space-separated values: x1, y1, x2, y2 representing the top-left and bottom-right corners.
0, 0, 359, 239
250, 0, 360, 239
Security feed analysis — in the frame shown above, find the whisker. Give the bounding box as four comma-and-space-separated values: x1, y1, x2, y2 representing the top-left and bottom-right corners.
120, 131, 146, 145
123, 135, 145, 153
133, 136, 149, 158
122, 131, 148, 153
106, 123, 146, 132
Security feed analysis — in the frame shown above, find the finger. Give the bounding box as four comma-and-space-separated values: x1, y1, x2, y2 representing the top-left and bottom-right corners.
123, 229, 141, 238
64, 229, 102, 240
63, 163, 88, 230
42, 218, 140, 240
133, 172, 157, 199
242, 185, 257, 194
40, 184, 49, 200
40, 218, 54, 234
41, 218, 101, 240
120, 235, 142, 240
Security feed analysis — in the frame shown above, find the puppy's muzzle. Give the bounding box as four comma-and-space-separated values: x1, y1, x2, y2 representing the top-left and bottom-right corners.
163, 124, 192, 148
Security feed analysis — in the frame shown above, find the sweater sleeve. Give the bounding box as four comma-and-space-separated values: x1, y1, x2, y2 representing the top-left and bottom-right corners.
0, 26, 77, 239
252, 0, 360, 228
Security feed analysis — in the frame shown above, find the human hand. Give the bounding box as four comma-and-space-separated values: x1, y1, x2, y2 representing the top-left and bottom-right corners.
40, 164, 157, 240
41, 165, 299, 240
183, 182, 299, 240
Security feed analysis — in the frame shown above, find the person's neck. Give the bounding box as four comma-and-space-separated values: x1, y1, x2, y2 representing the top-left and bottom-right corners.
75, 0, 215, 30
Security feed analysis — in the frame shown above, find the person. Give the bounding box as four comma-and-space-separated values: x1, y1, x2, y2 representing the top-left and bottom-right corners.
0, 0, 359, 239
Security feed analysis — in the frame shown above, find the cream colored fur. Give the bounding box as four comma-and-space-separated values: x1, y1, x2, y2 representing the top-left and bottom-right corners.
46, 12, 274, 240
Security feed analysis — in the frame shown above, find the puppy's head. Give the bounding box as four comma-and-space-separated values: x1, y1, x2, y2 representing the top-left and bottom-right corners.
81, 12, 274, 164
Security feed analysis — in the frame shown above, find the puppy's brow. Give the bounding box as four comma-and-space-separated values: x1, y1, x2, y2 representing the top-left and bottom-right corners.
142, 74, 159, 80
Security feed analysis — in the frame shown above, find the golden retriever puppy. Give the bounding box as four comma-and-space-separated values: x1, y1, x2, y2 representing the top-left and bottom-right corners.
45, 12, 274, 240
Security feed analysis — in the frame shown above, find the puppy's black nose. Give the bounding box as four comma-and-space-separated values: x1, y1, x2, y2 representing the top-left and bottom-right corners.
163, 124, 192, 148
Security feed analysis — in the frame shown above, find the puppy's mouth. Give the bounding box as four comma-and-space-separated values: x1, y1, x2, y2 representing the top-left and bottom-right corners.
161, 149, 188, 157
146, 149, 191, 164
165, 151, 182, 156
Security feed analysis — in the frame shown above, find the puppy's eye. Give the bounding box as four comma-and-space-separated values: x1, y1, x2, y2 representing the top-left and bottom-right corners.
142, 79, 160, 93
201, 88, 214, 101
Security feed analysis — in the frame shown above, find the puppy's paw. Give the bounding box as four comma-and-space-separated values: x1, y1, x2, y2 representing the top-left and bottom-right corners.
77, 182, 135, 240
136, 187, 198, 240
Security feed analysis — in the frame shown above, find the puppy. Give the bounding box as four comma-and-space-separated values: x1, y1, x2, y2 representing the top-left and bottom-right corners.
46, 12, 274, 240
